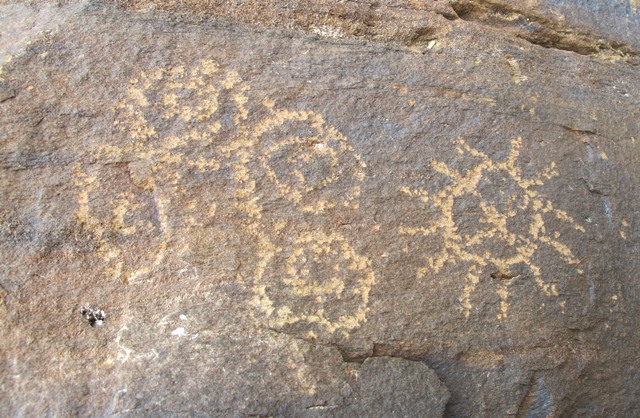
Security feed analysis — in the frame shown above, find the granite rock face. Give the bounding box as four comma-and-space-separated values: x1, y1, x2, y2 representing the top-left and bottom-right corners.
1, 0, 639, 416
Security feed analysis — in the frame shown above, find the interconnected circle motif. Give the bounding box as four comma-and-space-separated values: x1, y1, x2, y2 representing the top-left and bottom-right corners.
76, 59, 586, 329
77, 60, 373, 334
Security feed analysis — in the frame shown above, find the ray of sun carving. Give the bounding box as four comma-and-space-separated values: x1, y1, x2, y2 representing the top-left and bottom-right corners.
399, 137, 585, 319
75, 59, 374, 335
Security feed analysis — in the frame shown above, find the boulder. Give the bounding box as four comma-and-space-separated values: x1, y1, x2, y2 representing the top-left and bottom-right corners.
1, 0, 638, 416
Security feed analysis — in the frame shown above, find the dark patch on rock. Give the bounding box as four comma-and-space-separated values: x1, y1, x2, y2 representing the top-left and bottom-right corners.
80, 304, 106, 327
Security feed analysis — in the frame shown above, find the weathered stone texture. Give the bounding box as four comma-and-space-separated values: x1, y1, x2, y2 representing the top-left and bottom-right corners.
1, 0, 639, 416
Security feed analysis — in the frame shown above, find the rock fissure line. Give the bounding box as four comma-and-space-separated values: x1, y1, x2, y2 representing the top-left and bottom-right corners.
450, 0, 640, 62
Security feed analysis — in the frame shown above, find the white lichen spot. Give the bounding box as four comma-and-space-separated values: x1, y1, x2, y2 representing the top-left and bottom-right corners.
171, 327, 188, 337
310, 25, 344, 38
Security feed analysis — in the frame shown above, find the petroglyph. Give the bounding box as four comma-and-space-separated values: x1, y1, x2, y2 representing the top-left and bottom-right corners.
77, 58, 586, 328
74, 60, 245, 284
75, 59, 373, 334
248, 228, 374, 335
399, 137, 585, 319
252, 105, 366, 214
72, 162, 170, 284
230, 101, 372, 335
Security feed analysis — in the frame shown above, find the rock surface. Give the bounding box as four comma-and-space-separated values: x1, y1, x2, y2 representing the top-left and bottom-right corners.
0, 0, 639, 416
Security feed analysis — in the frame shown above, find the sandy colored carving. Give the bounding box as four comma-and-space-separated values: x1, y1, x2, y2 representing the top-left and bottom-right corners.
75, 59, 374, 335
78, 57, 586, 327
74, 60, 245, 284
400, 137, 585, 319
249, 227, 374, 335
230, 97, 372, 336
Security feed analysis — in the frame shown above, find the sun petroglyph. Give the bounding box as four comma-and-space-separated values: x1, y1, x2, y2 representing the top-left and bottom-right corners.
75, 59, 374, 335
399, 137, 585, 319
